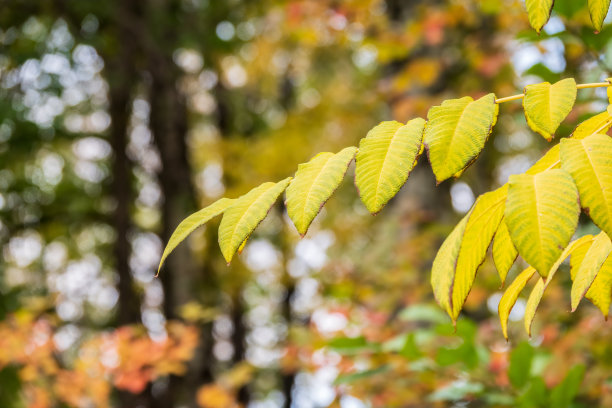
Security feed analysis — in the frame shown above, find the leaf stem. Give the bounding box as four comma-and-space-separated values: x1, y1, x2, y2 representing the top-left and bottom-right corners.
495, 82, 610, 104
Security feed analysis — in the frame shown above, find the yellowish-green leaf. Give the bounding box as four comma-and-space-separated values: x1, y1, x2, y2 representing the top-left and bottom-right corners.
451, 185, 507, 319
355, 118, 425, 214
588, 0, 611, 32
287, 147, 357, 235
522, 235, 593, 335
219, 178, 292, 264
505, 169, 580, 277
561, 134, 612, 239
499, 267, 536, 339
570, 236, 595, 280
525, 0, 554, 33
493, 219, 518, 285
524, 277, 544, 337
571, 111, 612, 140
424, 93, 498, 184
431, 215, 469, 317
571, 231, 612, 311
585, 255, 612, 317
158, 198, 233, 275
526, 144, 560, 175
523, 79, 577, 141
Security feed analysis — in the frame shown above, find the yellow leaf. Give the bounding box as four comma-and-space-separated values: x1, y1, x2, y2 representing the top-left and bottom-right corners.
499, 267, 536, 339
523, 78, 577, 141
561, 134, 612, 239
505, 169, 580, 277
286, 147, 357, 235
585, 255, 612, 317
431, 215, 469, 317
570, 236, 595, 280
525, 0, 554, 33
424, 93, 498, 184
588, 0, 611, 32
158, 198, 233, 275
571, 231, 612, 311
218, 178, 292, 264
524, 277, 544, 337
570, 111, 612, 139
525, 145, 560, 175
522, 235, 593, 335
355, 119, 425, 214
492, 219, 518, 285
451, 185, 507, 320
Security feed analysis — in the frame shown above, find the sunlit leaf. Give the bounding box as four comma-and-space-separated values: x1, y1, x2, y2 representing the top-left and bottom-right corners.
525, 145, 560, 175
451, 185, 507, 320
499, 267, 536, 339
571, 231, 612, 311
524, 278, 544, 337
158, 198, 233, 275
218, 178, 292, 264
523, 78, 577, 141
561, 134, 612, 239
585, 255, 612, 317
492, 219, 518, 285
424, 94, 498, 184
570, 111, 612, 139
355, 118, 425, 214
525, 0, 554, 33
505, 169, 580, 277
286, 147, 357, 235
431, 215, 469, 317
588, 0, 611, 32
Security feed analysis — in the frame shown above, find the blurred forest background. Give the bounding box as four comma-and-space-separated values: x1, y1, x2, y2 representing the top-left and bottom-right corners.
2, 0, 612, 407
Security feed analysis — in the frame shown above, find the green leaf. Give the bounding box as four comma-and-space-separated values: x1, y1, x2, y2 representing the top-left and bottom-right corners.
561, 134, 612, 239
218, 178, 292, 264
549, 365, 585, 408
570, 111, 612, 139
525, 0, 554, 33
585, 255, 612, 317
424, 93, 498, 184
499, 267, 536, 339
158, 198, 233, 275
524, 278, 545, 337
431, 215, 469, 317
286, 147, 357, 235
508, 341, 534, 389
334, 365, 390, 385
505, 169, 580, 277
355, 119, 425, 214
523, 78, 577, 141
571, 231, 612, 311
588, 0, 611, 32
451, 185, 507, 320
493, 219, 518, 285
523, 235, 595, 335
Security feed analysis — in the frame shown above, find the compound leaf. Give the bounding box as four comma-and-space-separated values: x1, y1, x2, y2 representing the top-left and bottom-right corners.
219, 178, 292, 264
570, 111, 612, 139
523, 78, 577, 141
505, 169, 580, 277
287, 147, 357, 235
561, 134, 612, 239
355, 119, 425, 214
424, 94, 498, 184
158, 198, 233, 275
